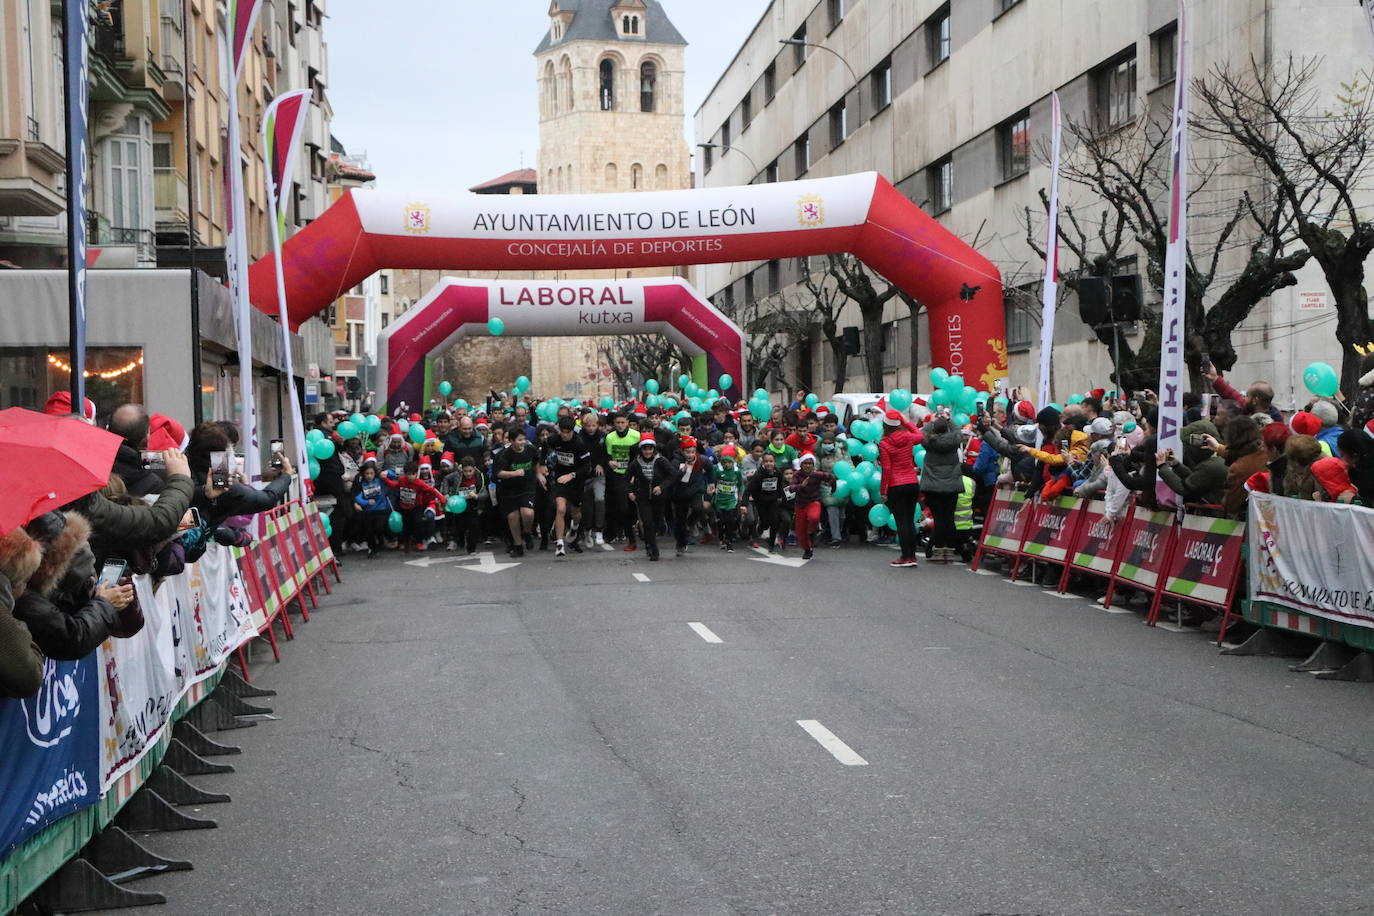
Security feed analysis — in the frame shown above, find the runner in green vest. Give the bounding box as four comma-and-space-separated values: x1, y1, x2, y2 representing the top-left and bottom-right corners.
708, 450, 746, 552
604, 413, 642, 550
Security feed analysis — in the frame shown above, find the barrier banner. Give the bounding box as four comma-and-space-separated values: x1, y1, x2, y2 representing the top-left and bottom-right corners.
1161, 514, 1245, 609
1068, 500, 1131, 577
0, 657, 100, 856
1249, 492, 1374, 630
1113, 507, 1176, 590
978, 488, 1029, 555
99, 546, 256, 790
1019, 496, 1082, 563
302, 501, 337, 567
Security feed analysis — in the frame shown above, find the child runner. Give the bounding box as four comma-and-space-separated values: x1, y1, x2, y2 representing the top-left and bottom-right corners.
671, 438, 709, 557
747, 451, 786, 551
444, 456, 486, 554
708, 448, 746, 552
545, 415, 593, 558
787, 454, 834, 560
384, 460, 444, 553
352, 464, 391, 557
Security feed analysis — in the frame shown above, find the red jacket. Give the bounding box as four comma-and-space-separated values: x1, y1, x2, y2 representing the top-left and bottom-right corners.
785, 432, 818, 454
386, 475, 443, 512
878, 421, 924, 494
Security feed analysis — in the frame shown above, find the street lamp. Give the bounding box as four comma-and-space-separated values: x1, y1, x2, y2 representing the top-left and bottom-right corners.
697, 142, 760, 180
779, 38, 860, 88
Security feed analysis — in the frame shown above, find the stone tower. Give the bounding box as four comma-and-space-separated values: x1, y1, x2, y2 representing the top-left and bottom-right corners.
530, 1, 691, 398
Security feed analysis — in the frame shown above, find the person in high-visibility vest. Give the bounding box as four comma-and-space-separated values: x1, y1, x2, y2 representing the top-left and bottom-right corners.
953, 474, 976, 562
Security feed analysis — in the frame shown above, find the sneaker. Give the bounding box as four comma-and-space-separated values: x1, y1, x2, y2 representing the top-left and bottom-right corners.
570, 539, 583, 554
415, 542, 427, 552
750, 541, 761, 549
367, 549, 377, 559
510, 546, 526, 558
675, 547, 685, 557
726, 544, 734, 553
720, 541, 728, 550
594, 531, 604, 546
649, 552, 660, 561
555, 541, 566, 558
802, 548, 814, 560
830, 540, 842, 549
446, 540, 457, 551
891, 557, 919, 568
623, 543, 638, 552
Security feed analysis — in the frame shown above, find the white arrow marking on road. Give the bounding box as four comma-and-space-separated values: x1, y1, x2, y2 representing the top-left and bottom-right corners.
687, 622, 722, 643
749, 554, 809, 568
403, 554, 463, 568
797, 720, 868, 766
404, 552, 519, 573
632, 573, 651, 583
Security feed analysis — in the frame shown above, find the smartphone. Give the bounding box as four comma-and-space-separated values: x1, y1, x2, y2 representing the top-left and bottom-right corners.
1131, 391, 1146, 401
210, 451, 230, 488
1200, 352, 1213, 374
97, 559, 127, 589
1189, 434, 1208, 447
179, 506, 203, 531
270, 439, 285, 470
141, 450, 165, 471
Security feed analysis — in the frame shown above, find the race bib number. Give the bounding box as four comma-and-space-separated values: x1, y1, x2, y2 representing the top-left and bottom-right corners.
762, 478, 778, 492
459, 486, 478, 498
557, 453, 574, 465
718, 482, 737, 495
611, 459, 628, 471
400, 487, 416, 505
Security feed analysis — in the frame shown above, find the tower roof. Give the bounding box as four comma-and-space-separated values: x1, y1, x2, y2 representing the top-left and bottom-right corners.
535, 0, 686, 54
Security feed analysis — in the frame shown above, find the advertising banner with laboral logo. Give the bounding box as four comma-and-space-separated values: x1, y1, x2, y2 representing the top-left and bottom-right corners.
377, 276, 748, 410
0, 657, 100, 856
1249, 492, 1374, 630
250, 172, 1010, 391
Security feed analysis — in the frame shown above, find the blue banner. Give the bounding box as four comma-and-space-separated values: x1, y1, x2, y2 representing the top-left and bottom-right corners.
63, 0, 90, 406
0, 655, 100, 858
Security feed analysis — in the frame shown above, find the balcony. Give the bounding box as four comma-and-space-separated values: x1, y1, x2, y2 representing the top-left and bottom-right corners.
154, 167, 190, 229
88, 211, 157, 267
160, 14, 185, 85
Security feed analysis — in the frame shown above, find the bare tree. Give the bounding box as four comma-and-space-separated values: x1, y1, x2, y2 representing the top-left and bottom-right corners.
1024, 85, 1311, 393
794, 263, 856, 393
596, 335, 690, 399
716, 289, 808, 393
826, 254, 916, 392
1195, 57, 1374, 399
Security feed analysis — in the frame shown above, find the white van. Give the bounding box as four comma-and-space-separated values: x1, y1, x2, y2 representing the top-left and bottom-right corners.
828, 393, 931, 429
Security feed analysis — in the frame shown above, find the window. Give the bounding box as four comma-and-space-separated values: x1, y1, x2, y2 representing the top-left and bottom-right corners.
631, 15, 640, 34
767, 259, 781, 294
623, 15, 631, 33
561, 56, 574, 110
829, 100, 847, 147
599, 59, 615, 111
828, 0, 845, 29
927, 155, 953, 213
995, 0, 1023, 13
764, 62, 776, 103
794, 134, 810, 175
381, 314, 390, 329
655, 163, 668, 187
766, 160, 779, 183
1005, 298, 1034, 352
721, 118, 731, 151
543, 61, 557, 115
871, 58, 892, 111
791, 25, 807, 68
701, 146, 712, 172
927, 5, 951, 67
1092, 52, 1137, 129
640, 60, 657, 112
998, 110, 1030, 180
1153, 24, 1178, 84
380, 274, 389, 294
631, 163, 643, 190
741, 91, 752, 130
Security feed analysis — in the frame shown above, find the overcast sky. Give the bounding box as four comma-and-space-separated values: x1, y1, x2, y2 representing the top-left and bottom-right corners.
325, 0, 767, 191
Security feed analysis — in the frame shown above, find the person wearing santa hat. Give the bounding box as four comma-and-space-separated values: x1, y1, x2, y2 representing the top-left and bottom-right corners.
669, 437, 710, 557
43, 390, 97, 423
383, 460, 444, 553
878, 409, 923, 568
627, 435, 674, 561
107, 403, 166, 497
786, 453, 834, 560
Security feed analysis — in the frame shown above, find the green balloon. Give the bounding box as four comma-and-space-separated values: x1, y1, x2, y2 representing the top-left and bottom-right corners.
307, 458, 321, 480
337, 420, 359, 439
388, 511, 404, 534
889, 389, 913, 411
321, 513, 332, 536
869, 504, 892, 527
754, 388, 769, 401
600, 396, 614, 409
931, 368, 950, 388
805, 393, 820, 409
646, 379, 660, 394
488, 317, 505, 336
750, 400, 770, 421
350, 412, 366, 427
446, 495, 467, 514
365, 415, 382, 434
834, 478, 851, 499
855, 460, 877, 479
851, 486, 871, 507
861, 441, 879, 462
718, 374, 733, 390
1303, 361, 1339, 398
306, 428, 325, 443
679, 374, 692, 389
943, 374, 964, 391
409, 424, 427, 444
312, 438, 335, 460
953, 413, 971, 427
832, 460, 854, 480
515, 376, 530, 393
646, 395, 662, 408
438, 381, 453, 397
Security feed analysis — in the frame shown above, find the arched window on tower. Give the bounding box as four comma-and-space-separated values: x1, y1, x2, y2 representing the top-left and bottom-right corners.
655, 163, 668, 188
599, 59, 615, 111
639, 60, 657, 112
622, 15, 631, 33
631, 163, 643, 190
560, 56, 573, 110
543, 61, 557, 116
631, 16, 640, 34
605, 163, 618, 189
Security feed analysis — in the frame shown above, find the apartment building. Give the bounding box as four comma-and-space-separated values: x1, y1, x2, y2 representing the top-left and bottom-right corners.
694, 0, 1365, 406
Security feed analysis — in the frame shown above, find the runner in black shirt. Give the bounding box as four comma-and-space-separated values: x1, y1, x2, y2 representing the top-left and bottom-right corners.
545, 415, 593, 558
492, 425, 538, 557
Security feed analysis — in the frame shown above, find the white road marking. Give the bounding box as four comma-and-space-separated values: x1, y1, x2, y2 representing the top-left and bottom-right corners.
970, 568, 1000, 576
687, 622, 722, 644
632, 573, 651, 583
600, 542, 614, 552
796, 720, 868, 766
749, 554, 809, 568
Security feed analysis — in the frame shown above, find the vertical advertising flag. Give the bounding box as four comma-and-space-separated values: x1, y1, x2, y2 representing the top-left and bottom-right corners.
222, 0, 265, 478
1036, 91, 1063, 413
1363, 0, 1374, 47
1156, 0, 1190, 509
263, 89, 313, 481
61, 0, 90, 411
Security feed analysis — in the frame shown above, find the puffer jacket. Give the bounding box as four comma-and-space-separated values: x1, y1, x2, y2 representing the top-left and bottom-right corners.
0, 575, 44, 699
71, 473, 195, 565
919, 423, 964, 494
1158, 420, 1227, 506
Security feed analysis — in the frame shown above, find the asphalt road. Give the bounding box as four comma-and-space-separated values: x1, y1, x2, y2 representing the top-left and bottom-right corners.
117, 543, 1374, 916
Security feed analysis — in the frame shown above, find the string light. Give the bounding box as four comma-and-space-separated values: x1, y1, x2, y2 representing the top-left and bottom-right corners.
47, 354, 145, 380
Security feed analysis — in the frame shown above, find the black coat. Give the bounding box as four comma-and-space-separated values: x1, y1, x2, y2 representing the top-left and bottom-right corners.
112, 443, 165, 497
191, 471, 292, 527
627, 454, 676, 500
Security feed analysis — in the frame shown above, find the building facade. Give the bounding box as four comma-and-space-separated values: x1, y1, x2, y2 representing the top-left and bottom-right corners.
532, 0, 692, 400
694, 0, 1365, 408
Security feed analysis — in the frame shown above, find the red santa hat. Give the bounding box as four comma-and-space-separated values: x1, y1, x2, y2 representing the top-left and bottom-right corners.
1290, 411, 1322, 437
362, 451, 378, 466
146, 413, 189, 450
883, 408, 905, 427
440, 451, 455, 468
1311, 456, 1355, 499
1012, 400, 1036, 422
418, 456, 433, 472
43, 390, 96, 422
1090, 388, 1106, 400
679, 436, 698, 450
638, 434, 658, 450
1243, 470, 1270, 494
1365, 418, 1374, 440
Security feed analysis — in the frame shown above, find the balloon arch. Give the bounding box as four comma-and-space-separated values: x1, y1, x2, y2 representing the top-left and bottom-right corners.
247, 171, 1009, 398
377, 277, 745, 410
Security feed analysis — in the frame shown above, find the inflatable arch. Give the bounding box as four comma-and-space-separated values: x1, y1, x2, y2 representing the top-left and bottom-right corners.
249, 171, 1009, 391
378, 277, 745, 410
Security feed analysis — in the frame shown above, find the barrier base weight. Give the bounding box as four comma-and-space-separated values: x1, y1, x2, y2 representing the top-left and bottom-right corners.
187, 696, 257, 733
146, 766, 232, 806
81, 826, 192, 883
163, 738, 236, 775
172, 721, 242, 756
1290, 641, 1361, 674
30, 858, 166, 912
1314, 651, 1374, 683
1219, 628, 1310, 658
219, 668, 277, 699
113, 790, 217, 833
208, 688, 273, 717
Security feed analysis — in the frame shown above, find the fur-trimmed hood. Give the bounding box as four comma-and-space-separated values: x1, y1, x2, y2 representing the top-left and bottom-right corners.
28, 512, 91, 597
0, 528, 43, 591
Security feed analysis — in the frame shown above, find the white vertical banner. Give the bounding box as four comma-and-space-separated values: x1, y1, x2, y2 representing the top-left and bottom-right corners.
1363, 0, 1374, 47
1156, 0, 1190, 509
1036, 91, 1063, 411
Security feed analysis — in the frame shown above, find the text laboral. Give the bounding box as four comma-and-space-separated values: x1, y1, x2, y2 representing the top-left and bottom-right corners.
498, 286, 635, 307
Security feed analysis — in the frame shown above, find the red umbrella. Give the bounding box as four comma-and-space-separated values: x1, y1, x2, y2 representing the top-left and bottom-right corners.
0, 407, 122, 534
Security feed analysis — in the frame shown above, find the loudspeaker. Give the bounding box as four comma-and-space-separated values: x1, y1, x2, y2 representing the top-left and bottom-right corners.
842, 326, 861, 355
1078, 274, 1142, 327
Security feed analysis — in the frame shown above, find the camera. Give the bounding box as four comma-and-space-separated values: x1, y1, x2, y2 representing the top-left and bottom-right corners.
141, 450, 165, 471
